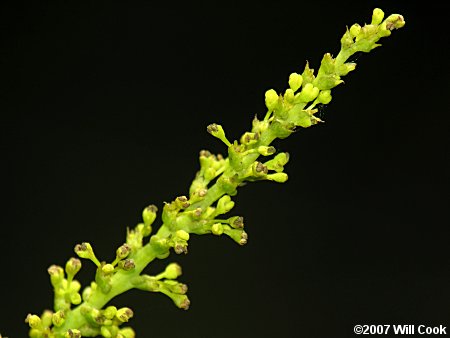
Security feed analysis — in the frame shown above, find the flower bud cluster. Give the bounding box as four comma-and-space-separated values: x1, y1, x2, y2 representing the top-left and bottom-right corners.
47, 258, 83, 313
341, 8, 405, 52
28, 8, 405, 337
132, 263, 190, 310
189, 150, 226, 198
127, 205, 157, 250
76, 303, 136, 337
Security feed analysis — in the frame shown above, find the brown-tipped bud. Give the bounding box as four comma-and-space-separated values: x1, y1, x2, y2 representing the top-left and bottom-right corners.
176, 196, 190, 209
116, 307, 134, 323
65, 258, 82, 278
163, 280, 188, 294
116, 243, 132, 260
385, 14, 405, 30
65, 329, 81, 338
118, 259, 136, 271
142, 204, 158, 227
199, 149, 212, 158
48, 265, 65, 287
174, 242, 188, 255
240, 132, 259, 145
74, 242, 100, 266
257, 146, 276, 156
239, 231, 248, 245
198, 188, 207, 197
52, 310, 65, 327
207, 123, 231, 146
228, 216, 244, 229
206, 123, 218, 134
253, 162, 268, 176
223, 226, 248, 246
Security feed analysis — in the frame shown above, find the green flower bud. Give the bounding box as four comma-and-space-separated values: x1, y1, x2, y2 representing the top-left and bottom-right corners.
289, 108, 312, 128
211, 223, 224, 236
301, 62, 315, 85
102, 264, 115, 274
340, 28, 354, 48
25, 314, 41, 329
336, 62, 356, 76
65, 258, 81, 279
70, 292, 82, 305
74, 242, 100, 267
216, 174, 238, 195
142, 204, 157, 227
176, 230, 190, 241
204, 167, 216, 181
65, 329, 81, 338
103, 306, 117, 320
266, 172, 288, 183
126, 227, 143, 250
52, 310, 65, 327
164, 263, 182, 279
227, 216, 244, 229
207, 123, 231, 147
371, 8, 384, 25
149, 235, 171, 256
251, 116, 269, 134
136, 222, 152, 237
296, 83, 320, 102
41, 309, 53, 328
69, 280, 81, 293
29, 329, 41, 338
284, 88, 295, 103
116, 308, 134, 323
116, 243, 132, 260
119, 327, 136, 338
264, 89, 279, 111
216, 195, 235, 215
82, 286, 92, 301
316, 90, 332, 104
349, 23, 361, 38
257, 146, 276, 156
101, 326, 113, 338
264, 152, 289, 172
47, 265, 65, 287
288, 73, 303, 92
132, 275, 160, 292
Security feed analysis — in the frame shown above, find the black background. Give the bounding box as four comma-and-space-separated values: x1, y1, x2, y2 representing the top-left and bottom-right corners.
1, 1, 449, 337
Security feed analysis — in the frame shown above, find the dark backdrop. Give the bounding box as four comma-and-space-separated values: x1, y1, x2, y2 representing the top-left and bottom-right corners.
1, 1, 449, 337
